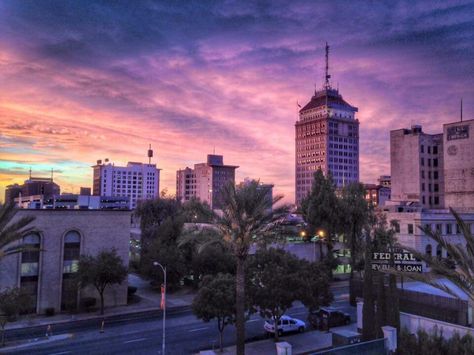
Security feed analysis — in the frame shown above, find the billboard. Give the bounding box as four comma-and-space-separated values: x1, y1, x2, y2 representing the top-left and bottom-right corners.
371, 249, 422, 273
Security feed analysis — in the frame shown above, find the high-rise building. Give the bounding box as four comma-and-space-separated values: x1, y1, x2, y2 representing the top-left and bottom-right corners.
176, 154, 238, 209
22, 177, 61, 198
390, 125, 445, 209
4, 183, 22, 203
92, 148, 160, 209
295, 43, 359, 206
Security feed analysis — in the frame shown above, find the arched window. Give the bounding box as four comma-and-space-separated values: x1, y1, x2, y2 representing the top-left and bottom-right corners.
436, 244, 442, 259
21, 233, 41, 313
425, 244, 432, 256
61, 230, 81, 311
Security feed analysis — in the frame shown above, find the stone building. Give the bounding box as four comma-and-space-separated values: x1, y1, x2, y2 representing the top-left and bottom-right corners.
0, 209, 131, 314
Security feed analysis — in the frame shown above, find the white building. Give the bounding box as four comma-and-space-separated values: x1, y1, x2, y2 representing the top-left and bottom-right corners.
92, 160, 160, 209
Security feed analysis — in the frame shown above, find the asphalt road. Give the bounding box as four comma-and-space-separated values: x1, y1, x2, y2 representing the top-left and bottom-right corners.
3, 285, 352, 355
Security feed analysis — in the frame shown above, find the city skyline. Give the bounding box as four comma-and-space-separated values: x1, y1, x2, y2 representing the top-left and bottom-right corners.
1, 1, 473, 203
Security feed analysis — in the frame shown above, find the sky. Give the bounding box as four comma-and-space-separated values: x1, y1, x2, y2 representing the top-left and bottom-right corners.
0, 1, 473, 203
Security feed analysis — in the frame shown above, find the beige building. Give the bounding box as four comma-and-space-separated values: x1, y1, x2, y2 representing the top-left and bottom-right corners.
443, 119, 474, 210
390, 125, 444, 208
176, 155, 238, 209
0, 209, 131, 314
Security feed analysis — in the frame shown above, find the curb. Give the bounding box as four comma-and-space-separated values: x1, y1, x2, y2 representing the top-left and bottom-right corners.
0, 333, 74, 353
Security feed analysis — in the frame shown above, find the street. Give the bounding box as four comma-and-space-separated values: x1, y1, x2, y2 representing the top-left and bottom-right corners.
3, 285, 352, 355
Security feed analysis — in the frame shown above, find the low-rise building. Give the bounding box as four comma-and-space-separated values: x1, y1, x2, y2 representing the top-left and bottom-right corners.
0, 209, 131, 314
14, 194, 130, 210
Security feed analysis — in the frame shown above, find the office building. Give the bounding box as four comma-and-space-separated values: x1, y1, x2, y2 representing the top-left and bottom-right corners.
378, 175, 391, 188
4, 183, 22, 203
390, 125, 444, 208
15, 194, 129, 210
92, 148, 160, 209
443, 119, 474, 210
80, 187, 91, 196
295, 44, 359, 205
0, 209, 131, 314
176, 154, 238, 209
238, 178, 274, 209
364, 183, 391, 207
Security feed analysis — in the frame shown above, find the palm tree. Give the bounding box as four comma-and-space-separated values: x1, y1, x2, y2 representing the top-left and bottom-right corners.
396, 207, 474, 322
0, 203, 35, 260
182, 180, 290, 354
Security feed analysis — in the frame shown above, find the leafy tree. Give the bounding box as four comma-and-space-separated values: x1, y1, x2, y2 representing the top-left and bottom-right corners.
0, 287, 29, 346
340, 182, 369, 305
191, 244, 235, 286
186, 180, 290, 355
76, 249, 127, 315
0, 203, 35, 260
301, 169, 340, 263
135, 198, 181, 243
362, 205, 376, 341
248, 248, 332, 342
192, 273, 236, 353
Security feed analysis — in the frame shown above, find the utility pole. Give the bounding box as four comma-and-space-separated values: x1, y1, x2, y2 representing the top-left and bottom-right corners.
154, 261, 166, 355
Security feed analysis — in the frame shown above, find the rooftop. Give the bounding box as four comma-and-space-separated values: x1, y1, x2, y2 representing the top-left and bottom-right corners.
300, 88, 358, 113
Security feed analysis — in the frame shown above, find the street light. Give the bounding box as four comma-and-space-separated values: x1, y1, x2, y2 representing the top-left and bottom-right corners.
153, 261, 167, 355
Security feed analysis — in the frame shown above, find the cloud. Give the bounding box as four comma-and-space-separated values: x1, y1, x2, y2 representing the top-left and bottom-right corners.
0, 1, 473, 203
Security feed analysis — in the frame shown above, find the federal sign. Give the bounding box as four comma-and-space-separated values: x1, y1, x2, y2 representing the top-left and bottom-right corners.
371, 249, 423, 273
447, 125, 469, 141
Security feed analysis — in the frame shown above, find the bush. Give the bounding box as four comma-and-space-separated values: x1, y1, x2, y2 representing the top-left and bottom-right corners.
80, 297, 97, 310
45, 307, 55, 317
127, 286, 138, 296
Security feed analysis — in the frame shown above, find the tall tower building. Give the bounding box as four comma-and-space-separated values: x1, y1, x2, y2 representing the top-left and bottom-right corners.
295, 43, 359, 206
92, 147, 160, 209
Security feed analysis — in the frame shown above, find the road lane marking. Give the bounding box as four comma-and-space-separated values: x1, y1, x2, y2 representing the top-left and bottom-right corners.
123, 337, 147, 344
188, 327, 208, 332
48, 352, 71, 355
246, 319, 260, 323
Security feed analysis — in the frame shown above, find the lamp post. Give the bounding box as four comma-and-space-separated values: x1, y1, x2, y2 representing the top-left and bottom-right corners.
153, 261, 166, 355
317, 230, 325, 260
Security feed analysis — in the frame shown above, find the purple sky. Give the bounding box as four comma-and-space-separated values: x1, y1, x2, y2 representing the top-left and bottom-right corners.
1, 1, 473, 203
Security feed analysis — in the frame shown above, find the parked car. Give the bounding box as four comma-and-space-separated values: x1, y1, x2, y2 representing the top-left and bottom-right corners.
264, 315, 306, 336
308, 307, 351, 330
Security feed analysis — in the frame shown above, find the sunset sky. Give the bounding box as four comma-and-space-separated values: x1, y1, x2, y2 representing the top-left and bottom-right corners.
1, 1, 473, 203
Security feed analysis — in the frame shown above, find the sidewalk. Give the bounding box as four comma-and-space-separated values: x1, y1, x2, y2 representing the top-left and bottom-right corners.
5, 273, 195, 331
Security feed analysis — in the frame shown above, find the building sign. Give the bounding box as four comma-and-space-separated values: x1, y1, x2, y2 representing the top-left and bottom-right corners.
447, 125, 469, 141
371, 249, 422, 273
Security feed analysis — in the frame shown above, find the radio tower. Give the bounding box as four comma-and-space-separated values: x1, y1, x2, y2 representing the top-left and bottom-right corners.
324, 42, 331, 90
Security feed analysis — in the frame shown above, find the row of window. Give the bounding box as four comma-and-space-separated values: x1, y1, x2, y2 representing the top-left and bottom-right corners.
420, 145, 439, 155
420, 158, 439, 167
402, 222, 472, 235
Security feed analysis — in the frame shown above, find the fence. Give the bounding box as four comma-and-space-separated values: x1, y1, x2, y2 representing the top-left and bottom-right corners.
400, 312, 474, 339
312, 338, 387, 355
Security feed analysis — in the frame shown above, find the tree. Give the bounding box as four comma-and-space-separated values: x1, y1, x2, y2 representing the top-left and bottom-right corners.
301, 169, 340, 264
192, 273, 236, 353
340, 182, 369, 305
0, 287, 29, 346
0, 203, 35, 260
188, 180, 290, 355
248, 248, 332, 342
76, 249, 128, 315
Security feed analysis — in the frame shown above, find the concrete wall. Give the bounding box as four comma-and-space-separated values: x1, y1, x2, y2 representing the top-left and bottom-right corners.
400, 312, 474, 339
0, 209, 131, 314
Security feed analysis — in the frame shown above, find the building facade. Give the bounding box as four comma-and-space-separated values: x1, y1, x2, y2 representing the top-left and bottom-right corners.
443, 119, 474, 210
5, 177, 60, 204
4, 183, 22, 203
364, 183, 391, 207
92, 161, 160, 209
390, 125, 444, 209
176, 154, 238, 209
295, 46, 359, 206
0, 209, 131, 314
15, 194, 129, 210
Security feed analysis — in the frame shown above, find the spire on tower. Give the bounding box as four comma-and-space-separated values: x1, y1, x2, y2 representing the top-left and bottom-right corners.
324, 42, 331, 89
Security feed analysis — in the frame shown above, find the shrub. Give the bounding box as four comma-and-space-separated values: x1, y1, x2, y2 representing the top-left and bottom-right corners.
80, 297, 97, 310
45, 307, 55, 317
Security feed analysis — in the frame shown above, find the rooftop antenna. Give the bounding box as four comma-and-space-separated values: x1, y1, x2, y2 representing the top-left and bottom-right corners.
461, 98, 463, 122
213, 146, 216, 154
29, 167, 32, 179
51, 168, 53, 182
147, 144, 153, 164
324, 42, 331, 90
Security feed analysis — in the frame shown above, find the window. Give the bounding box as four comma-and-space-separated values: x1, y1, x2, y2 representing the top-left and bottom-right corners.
428, 159, 431, 167
436, 244, 442, 259
434, 184, 439, 192
21, 233, 41, 313
421, 171, 425, 179
408, 224, 414, 234
421, 145, 424, 153
395, 223, 400, 233
425, 244, 432, 256
434, 196, 439, 205
436, 224, 442, 233
422, 183, 425, 192
421, 158, 424, 166
62, 231, 81, 311
433, 159, 438, 167
434, 171, 439, 179
457, 224, 461, 234
428, 146, 431, 154
447, 224, 452, 234
433, 146, 438, 154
